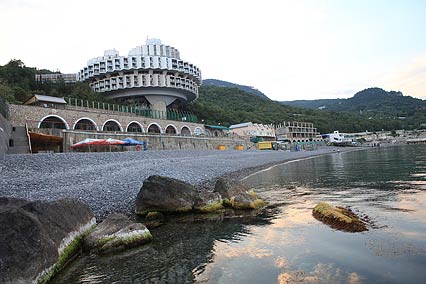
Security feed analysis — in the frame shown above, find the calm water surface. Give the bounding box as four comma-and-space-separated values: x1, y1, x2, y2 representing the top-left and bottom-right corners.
54, 145, 426, 284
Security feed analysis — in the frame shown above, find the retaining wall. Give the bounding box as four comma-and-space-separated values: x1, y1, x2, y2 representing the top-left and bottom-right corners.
34, 129, 247, 151
8, 104, 205, 135
0, 113, 11, 154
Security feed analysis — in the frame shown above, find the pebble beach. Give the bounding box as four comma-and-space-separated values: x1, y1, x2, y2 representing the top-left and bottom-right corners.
0, 147, 353, 218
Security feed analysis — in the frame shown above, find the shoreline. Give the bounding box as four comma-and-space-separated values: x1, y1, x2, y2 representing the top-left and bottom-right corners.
0, 146, 366, 219
212, 146, 364, 185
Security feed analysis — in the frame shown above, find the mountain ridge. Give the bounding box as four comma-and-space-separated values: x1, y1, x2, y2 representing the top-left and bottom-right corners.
202, 79, 270, 100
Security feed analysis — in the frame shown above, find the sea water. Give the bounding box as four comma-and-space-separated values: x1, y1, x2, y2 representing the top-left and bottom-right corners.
53, 145, 426, 284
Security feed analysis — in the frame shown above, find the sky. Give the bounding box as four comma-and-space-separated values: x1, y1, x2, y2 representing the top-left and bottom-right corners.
1, 0, 425, 101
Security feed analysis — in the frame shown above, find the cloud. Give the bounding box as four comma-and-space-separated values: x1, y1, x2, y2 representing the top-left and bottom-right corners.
380, 56, 426, 99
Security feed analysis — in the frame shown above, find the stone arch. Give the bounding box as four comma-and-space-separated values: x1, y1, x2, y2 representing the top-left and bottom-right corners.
194, 127, 203, 136
126, 121, 144, 133
38, 115, 69, 129
165, 124, 178, 135
181, 125, 192, 136
102, 119, 123, 132
73, 117, 98, 131
147, 123, 162, 134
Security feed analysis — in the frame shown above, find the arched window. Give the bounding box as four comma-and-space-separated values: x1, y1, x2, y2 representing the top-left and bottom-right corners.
165, 125, 177, 134
103, 120, 122, 132
39, 115, 68, 129
181, 126, 191, 136
147, 123, 162, 134
74, 118, 97, 131
127, 122, 143, 133
194, 127, 203, 135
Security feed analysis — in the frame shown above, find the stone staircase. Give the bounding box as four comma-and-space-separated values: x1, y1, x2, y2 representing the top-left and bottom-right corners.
8, 126, 31, 154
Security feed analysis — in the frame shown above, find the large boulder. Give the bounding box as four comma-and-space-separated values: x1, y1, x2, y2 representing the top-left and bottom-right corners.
0, 197, 95, 284
213, 178, 267, 210
85, 213, 152, 253
135, 175, 197, 215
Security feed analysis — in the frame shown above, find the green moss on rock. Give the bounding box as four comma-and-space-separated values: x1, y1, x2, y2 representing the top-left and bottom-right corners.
38, 227, 93, 284
197, 202, 225, 213
222, 197, 235, 208
137, 206, 192, 216
98, 230, 153, 252
222, 196, 268, 210
312, 202, 368, 232
247, 190, 259, 199
250, 198, 268, 209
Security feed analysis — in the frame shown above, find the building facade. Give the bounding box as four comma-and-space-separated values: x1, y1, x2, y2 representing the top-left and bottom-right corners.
230, 122, 276, 141
78, 39, 202, 113
275, 121, 321, 142
35, 73, 77, 83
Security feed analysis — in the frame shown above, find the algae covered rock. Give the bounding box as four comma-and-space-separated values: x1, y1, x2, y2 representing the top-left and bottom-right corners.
0, 197, 95, 284
145, 211, 165, 220
193, 191, 224, 213
312, 202, 368, 232
135, 175, 197, 215
85, 213, 152, 253
214, 178, 267, 210
143, 211, 165, 229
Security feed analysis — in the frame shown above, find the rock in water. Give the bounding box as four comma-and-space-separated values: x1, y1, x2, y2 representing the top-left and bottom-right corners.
85, 213, 152, 253
213, 178, 267, 210
193, 191, 224, 213
0, 197, 95, 284
312, 202, 368, 232
135, 175, 197, 215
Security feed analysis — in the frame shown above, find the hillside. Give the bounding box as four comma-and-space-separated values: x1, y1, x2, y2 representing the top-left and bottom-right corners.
202, 79, 270, 100
281, 98, 342, 109
186, 86, 403, 133
280, 88, 426, 129
0, 59, 109, 103
1, 60, 422, 132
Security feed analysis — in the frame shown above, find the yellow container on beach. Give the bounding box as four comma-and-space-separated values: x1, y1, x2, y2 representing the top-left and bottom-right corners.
235, 145, 244, 151
218, 145, 227, 150
257, 141, 272, 150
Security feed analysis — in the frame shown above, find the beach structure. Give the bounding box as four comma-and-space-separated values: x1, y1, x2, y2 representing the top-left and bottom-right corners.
275, 121, 321, 143
78, 39, 202, 113
204, 125, 231, 137
322, 131, 355, 146
2, 93, 246, 153
24, 94, 67, 109
230, 122, 276, 142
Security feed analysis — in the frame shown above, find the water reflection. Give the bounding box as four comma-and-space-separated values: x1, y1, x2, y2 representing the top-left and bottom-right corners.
54, 145, 426, 284
53, 214, 275, 284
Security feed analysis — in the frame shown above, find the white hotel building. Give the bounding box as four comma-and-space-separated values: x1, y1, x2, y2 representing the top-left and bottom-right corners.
78, 39, 202, 113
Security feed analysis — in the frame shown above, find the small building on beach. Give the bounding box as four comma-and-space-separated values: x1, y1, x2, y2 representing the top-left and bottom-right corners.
275, 121, 321, 143
230, 122, 276, 142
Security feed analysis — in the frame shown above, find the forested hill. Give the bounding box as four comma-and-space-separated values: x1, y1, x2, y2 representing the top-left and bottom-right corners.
202, 79, 270, 100
186, 85, 405, 133
0, 59, 109, 103
1, 60, 423, 132
281, 98, 342, 109
332, 88, 425, 115
280, 87, 426, 130
282, 88, 425, 113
